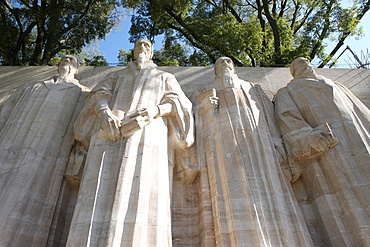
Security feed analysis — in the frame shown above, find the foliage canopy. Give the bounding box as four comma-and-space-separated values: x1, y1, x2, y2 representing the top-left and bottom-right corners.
121, 0, 370, 67
0, 0, 121, 65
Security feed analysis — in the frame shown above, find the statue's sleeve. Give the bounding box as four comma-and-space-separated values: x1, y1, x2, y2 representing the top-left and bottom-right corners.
0, 82, 37, 130
251, 84, 304, 181
274, 88, 332, 162
160, 74, 194, 150
253, 85, 288, 158
73, 72, 117, 152
0, 90, 22, 130
252, 84, 284, 144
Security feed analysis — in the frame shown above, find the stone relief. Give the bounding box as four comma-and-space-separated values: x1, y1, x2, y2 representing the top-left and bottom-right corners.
0, 53, 369, 247
0, 56, 87, 246
194, 57, 313, 246
274, 57, 370, 246
67, 39, 194, 246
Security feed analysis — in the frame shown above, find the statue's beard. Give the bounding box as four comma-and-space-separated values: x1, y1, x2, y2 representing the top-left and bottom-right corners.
136, 52, 150, 69
296, 66, 318, 79
57, 64, 77, 83
220, 68, 235, 88
58, 65, 70, 81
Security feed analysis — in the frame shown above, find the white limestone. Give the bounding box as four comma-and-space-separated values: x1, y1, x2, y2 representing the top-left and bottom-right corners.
194, 57, 313, 246
66, 39, 194, 246
0, 56, 87, 246
0, 56, 369, 246
274, 57, 370, 247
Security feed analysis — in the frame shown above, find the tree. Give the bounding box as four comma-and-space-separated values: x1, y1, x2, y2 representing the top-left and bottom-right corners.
117, 48, 132, 65
153, 33, 211, 66
76, 42, 110, 66
122, 0, 370, 67
83, 55, 109, 66
0, 0, 122, 65
117, 34, 211, 66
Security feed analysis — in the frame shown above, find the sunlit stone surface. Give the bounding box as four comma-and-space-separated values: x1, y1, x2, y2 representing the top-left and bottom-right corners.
275, 58, 370, 247
0, 62, 369, 246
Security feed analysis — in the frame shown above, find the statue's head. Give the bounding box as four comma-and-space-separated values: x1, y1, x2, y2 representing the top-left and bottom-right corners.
290, 57, 317, 79
214, 57, 235, 77
58, 55, 79, 77
133, 38, 153, 62
214, 57, 239, 88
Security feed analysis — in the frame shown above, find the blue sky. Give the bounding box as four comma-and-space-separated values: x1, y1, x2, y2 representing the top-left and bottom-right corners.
98, 12, 370, 68
97, 16, 164, 65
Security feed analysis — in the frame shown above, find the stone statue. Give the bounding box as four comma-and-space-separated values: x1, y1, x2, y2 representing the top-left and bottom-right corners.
274, 57, 370, 246
0, 55, 86, 246
194, 57, 314, 246
67, 39, 194, 246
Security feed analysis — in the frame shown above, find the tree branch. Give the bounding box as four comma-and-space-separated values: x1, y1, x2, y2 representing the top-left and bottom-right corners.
262, 0, 282, 64
310, 0, 335, 59
292, 8, 313, 35
223, 0, 243, 23
319, 0, 370, 67
165, 6, 245, 66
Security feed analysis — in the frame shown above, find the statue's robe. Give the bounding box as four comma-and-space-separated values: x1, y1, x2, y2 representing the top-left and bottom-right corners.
0, 79, 83, 246
67, 61, 194, 246
195, 77, 313, 247
275, 76, 370, 246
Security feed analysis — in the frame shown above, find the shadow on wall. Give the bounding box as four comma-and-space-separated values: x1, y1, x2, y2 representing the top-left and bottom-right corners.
1, 66, 369, 107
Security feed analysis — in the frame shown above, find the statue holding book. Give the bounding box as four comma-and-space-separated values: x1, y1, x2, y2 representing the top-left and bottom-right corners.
193, 57, 313, 246
67, 39, 194, 246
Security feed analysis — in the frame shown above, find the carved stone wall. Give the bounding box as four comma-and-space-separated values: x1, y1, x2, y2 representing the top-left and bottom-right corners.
1, 66, 370, 107
0, 66, 369, 246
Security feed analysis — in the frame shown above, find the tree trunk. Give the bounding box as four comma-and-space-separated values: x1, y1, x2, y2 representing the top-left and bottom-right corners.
30, 22, 44, 65
262, 0, 282, 65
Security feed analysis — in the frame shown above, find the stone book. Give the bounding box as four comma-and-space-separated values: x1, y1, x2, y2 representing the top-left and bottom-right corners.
120, 115, 147, 137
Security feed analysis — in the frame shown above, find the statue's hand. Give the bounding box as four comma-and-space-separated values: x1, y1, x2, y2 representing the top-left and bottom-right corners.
138, 106, 160, 123
209, 96, 219, 110
310, 133, 330, 153
316, 134, 333, 154
100, 109, 121, 141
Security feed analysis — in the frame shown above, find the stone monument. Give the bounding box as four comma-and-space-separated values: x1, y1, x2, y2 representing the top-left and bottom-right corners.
274, 57, 370, 246
66, 39, 194, 246
0, 55, 87, 246
194, 57, 313, 246
0, 54, 370, 247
